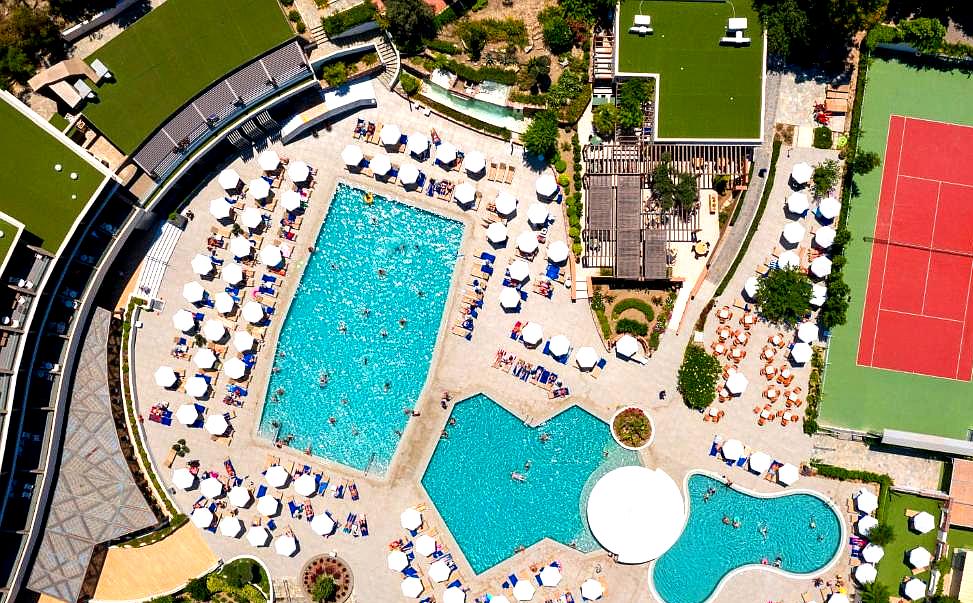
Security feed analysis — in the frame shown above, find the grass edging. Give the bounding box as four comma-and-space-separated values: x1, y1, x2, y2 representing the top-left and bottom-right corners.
809, 461, 893, 523
414, 93, 512, 140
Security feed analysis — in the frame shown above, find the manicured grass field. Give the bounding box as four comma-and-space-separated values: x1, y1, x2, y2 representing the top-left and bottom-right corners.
0, 216, 18, 269
85, 0, 293, 153
820, 55, 973, 438
0, 99, 103, 255
616, 0, 763, 140
874, 492, 942, 593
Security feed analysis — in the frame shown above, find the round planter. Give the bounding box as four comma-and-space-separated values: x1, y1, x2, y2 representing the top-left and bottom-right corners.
610, 406, 655, 451
301, 555, 354, 603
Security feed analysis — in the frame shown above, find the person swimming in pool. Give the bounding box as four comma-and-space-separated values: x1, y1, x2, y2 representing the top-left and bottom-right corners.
338, 322, 347, 333
318, 372, 329, 387
399, 318, 407, 327
722, 515, 731, 525
384, 382, 391, 392
361, 308, 370, 317
378, 268, 387, 277
809, 516, 816, 529
380, 329, 388, 338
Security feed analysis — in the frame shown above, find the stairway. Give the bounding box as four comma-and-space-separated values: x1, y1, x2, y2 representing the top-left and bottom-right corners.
375, 34, 400, 90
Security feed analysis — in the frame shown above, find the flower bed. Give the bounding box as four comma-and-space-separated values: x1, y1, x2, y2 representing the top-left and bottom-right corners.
610, 407, 654, 450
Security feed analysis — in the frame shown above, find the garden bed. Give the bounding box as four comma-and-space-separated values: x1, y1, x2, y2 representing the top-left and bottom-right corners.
590, 287, 676, 353
610, 407, 655, 450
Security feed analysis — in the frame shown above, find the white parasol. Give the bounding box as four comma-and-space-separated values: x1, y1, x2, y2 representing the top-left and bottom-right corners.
248, 178, 270, 201
517, 231, 539, 254
287, 161, 310, 183
220, 262, 244, 285
209, 198, 232, 220
258, 150, 280, 171
521, 322, 543, 346
218, 168, 241, 191
495, 191, 517, 216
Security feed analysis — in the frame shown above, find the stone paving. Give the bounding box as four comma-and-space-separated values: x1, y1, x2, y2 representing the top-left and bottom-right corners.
810, 436, 945, 493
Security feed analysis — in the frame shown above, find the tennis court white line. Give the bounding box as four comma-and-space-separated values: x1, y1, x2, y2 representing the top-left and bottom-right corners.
955, 261, 973, 379
897, 174, 973, 189
920, 182, 942, 315
877, 307, 965, 324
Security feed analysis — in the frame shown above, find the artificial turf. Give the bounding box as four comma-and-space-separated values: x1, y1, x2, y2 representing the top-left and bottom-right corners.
820, 55, 973, 439
873, 492, 942, 594
0, 215, 18, 269
616, 0, 763, 140
84, 0, 293, 153
0, 98, 103, 256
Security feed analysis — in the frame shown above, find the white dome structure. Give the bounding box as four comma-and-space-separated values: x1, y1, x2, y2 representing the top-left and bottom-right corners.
586, 466, 684, 563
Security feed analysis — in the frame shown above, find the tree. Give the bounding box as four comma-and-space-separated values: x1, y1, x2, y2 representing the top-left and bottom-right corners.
399, 72, 420, 96
592, 104, 617, 139
756, 0, 809, 61
461, 23, 488, 61
858, 581, 891, 603
813, 160, 841, 197
521, 56, 551, 91
813, 126, 833, 149
383, 0, 436, 54
819, 274, 850, 329
186, 577, 211, 602
319, 62, 348, 87
850, 150, 881, 174
0, 6, 64, 84
753, 0, 887, 64
558, 0, 615, 23
541, 14, 574, 53
926, 596, 962, 603
223, 560, 258, 589
865, 521, 895, 547
522, 110, 559, 159
755, 267, 813, 325
311, 575, 337, 603
616, 79, 651, 131
900, 16, 946, 51
678, 345, 721, 410
674, 173, 698, 212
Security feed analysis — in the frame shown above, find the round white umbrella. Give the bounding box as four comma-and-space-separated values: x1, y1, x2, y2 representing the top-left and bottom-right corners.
819, 196, 841, 220
791, 342, 812, 364
517, 231, 539, 254
575, 346, 599, 370
281, 190, 302, 212
815, 225, 836, 248
155, 366, 177, 388
810, 256, 832, 278
527, 203, 550, 226
218, 168, 241, 191
499, 287, 521, 309
429, 559, 452, 583
401, 576, 423, 598
371, 154, 392, 177
223, 357, 246, 380
399, 164, 420, 187
200, 476, 224, 498
828, 594, 850, 603
782, 221, 805, 245
172, 467, 195, 490
205, 414, 229, 436
726, 372, 748, 395
513, 580, 535, 601
193, 347, 217, 369
909, 546, 932, 569
233, 330, 254, 352
287, 160, 310, 184
748, 451, 772, 474
311, 513, 336, 535
202, 319, 226, 342
210, 198, 232, 220
436, 142, 457, 164
415, 533, 437, 556
487, 222, 508, 244
509, 259, 530, 282
797, 322, 819, 343
380, 123, 402, 146
464, 151, 486, 175
259, 245, 283, 267
811, 283, 828, 307
862, 543, 884, 563
407, 133, 428, 156
191, 507, 213, 528
228, 485, 251, 508
172, 309, 195, 332
175, 403, 199, 425
444, 587, 466, 603
904, 578, 926, 600
219, 516, 244, 538
857, 489, 878, 514
536, 173, 558, 198
580, 579, 604, 600
258, 150, 280, 171
229, 236, 252, 258
539, 565, 562, 587
495, 191, 517, 216
294, 473, 317, 497
342, 144, 364, 167
248, 178, 270, 201
548, 240, 569, 263
256, 495, 280, 517
777, 250, 801, 269
777, 463, 800, 485
388, 549, 409, 571
791, 162, 813, 185
912, 511, 935, 534
242, 301, 264, 324
185, 376, 208, 399
857, 515, 878, 536
183, 281, 206, 304
521, 322, 543, 346
274, 534, 297, 557
615, 334, 640, 358
247, 525, 271, 547
721, 438, 744, 461
454, 182, 476, 206
786, 192, 809, 214
265, 465, 289, 488
400, 507, 422, 530
854, 562, 877, 584
241, 206, 263, 230
215, 291, 235, 315
549, 334, 571, 357
743, 276, 759, 299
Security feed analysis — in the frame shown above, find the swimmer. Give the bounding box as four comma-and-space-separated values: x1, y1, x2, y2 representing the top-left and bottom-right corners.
328, 417, 336, 425
817, 534, 824, 542
330, 262, 338, 270
722, 515, 731, 525
441, 399, 448, 409
809, 515, 816, 529
272, 366, 280, 374
759, 524, 768, 540
707, 487, 717, 496
703, 492, 712, 503
418, 290, 426, 298
440, 430, 449, 439
275, 387, 285, 396
378, 268, 387, 277
363, 357, 368, 365
351, 428, 359, 436
361, 308, 370, 317
403, 407, 412, 416
380, 329, 388, 338
399, 318, 407, 327
319, 372, 329, 387
338, 321, 347, 333
278, 351, 287, 358
524, 460, 532, 471
341, 398, 349, 405
448, 418, 456, 426
732, 519, 741, 529
394, 429, 403, 438
539, 433, 551, 443
384, 382, 391, 392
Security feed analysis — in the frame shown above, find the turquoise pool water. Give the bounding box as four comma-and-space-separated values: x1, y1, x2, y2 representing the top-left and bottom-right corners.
423, 82, 526, 134
259, 183, 463, 474
652, 474, 842, 603
422, 394, 640, 573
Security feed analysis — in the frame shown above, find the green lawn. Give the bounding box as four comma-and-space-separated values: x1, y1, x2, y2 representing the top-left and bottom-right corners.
84, 0, 293, 153
820, 55, 973, 438
616, 0, 763, 140
0, 215, 19, 270
0, 99, 103, 256
874, 492, 942, 594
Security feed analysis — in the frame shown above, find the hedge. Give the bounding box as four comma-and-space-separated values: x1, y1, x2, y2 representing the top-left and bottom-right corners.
415, 94, 511, 140
433, 0, 477, 28
440, 58, 518, 85
678, 344, 721, 410
616, 318, 649, 336
810, 461, 893, 522
611, 298, 655, 323
424, 38, 461, 55
321, 0, 376, 37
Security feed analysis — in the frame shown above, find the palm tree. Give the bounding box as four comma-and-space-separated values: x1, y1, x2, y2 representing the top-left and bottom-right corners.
859, 581, 891, 603
866, 521, 895, 547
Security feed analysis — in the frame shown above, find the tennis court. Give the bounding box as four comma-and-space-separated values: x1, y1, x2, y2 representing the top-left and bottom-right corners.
857, 115, 973, 381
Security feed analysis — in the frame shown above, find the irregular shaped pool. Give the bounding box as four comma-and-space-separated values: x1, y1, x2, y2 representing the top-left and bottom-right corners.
651, 473, 842, 603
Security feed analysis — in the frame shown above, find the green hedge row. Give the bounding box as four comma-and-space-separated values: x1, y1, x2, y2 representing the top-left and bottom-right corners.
321, 0, 376, 37
415, 94, 511, 140
810, 461, 893, 522
424, 38, 461, 55
611, 298, 656, 322
616, 318, 649, 336
438, 58, 518, 85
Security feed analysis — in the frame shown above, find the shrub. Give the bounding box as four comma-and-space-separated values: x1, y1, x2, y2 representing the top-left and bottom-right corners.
400, 72, 420, 96
900, 17, 946, 52
460, 22, 488, 61
281, 0, 295, 5
809, 461, 893, 521
858, 581, 891, 603
850, 150, 881, 175
592, 103, 617, 139
617, 78, 651, 131
311, 575, 336, 602
812, 159, 841, 197
755, 267, 812, 325
542, 14, 574, 53
678, 345, 721, 410
812, 126, 833, 149
424, 38, 460, 54
554, 159, 567, 173
187, 577, 212, 602
385, 0, 437, 54
319, 62, 348, 87
296, 21, 306, 33
521, 55, 551, 92
223, 559, 259, 589
288, 9, 301, 21
611, 298, 655, 322
648, 330, 660, 351
321, 0, 376, 37
615, 318, 649, 336
437, 58, 518, 85
557, 174, 570, 187
612, 408, 652, 447
522, 111, 559, 159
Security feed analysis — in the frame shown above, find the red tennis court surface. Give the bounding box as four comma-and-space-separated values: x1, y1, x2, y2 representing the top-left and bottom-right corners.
857, 115, 973, 380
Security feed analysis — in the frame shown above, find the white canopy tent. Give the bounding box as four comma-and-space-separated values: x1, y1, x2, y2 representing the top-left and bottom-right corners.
912, 511, 935, 534
202, 319, 226, 342
580, 580, 604, 601
856, 488, 879, 513
399, 164, 420, 187
240, 206, 263, 230
205, 414, 229, 436
242, 301, 265, 324
819, 197, 841, 220
904, 578, 927, 601
815, 225, 836, 248
223, 357, 247, 380
185, 376, 208, 398
281, 190, 302, 212
797, 322, 819, 343
810, 256, 833, 278
547, 240, 569, 263
854, 562, 877, 584
229, 236, 252, 258
575, 347, 599, 370
527, 203, 550, 226
748, 451, 772, 474
215, 291, 235, 315
407, 133, 428, 156
191, 507, 213, 529
219, 516, 244, 538
182, 281, 206, 304
233, 330, 254, 352
260, 244, 283, 267
228, 485, 251, 508
370, 154, 392, 177
454, 182, 477, 206
499, 287, 521, 310
247, 526, 271, 547
172, 468, 195, 490
380, 123, 402, 146
311, 513, 336, 535
192, 347, 217, 369
200, 476, 223, 499
265, 465, 289, 488
436, 142, 458, 165
549, 334, 571, 358
721, 439, 745, 461
777, 250, 801, 269
782, 221, 806, 245
862, 543, 885, 563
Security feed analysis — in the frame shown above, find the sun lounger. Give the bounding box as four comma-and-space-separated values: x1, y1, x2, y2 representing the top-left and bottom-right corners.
591, 357, 606, 378
488, 162, 499, 181
504, 165, 515, 184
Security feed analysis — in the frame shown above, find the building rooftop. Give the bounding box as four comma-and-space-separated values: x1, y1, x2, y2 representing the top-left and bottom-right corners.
615, 0, 765, 141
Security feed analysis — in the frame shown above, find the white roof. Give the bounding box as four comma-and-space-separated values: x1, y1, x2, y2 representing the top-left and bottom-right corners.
854, 562, 876, 584
615, 334, 640, 358
499, 287, 521, 309
371, 154, 392, 177
154, 366, 177, 388
495, 190, 517, 216
748, 451, 772, 473
311, 513, 336, 535
721, 439, 744, 461
548, 240, 569, 263
726, 372, 748, 395
258, 149, 280, 171
200, 476, 223, 498
464, 151, 486, 174
912, 511, 935, 534
549, 334, 571, 357
797, 322, 819, 343
223, 357, 246, 380
536, 172, 558, 198
247, 525, 270, 547
777, 462, 800, 485
219, 516, 244, 538
218, 168, 240, 190
517, 231, 538, 254
172, 309, 195, 332
575, 346, 599, 370
265, 465, 289, 488
191, 507, 213, 528
205, 414, 229, 435
287, 160, 310, 183
281, 189, 302, 212
294, 473, 317, 497
209, 197, 232, 220
342, 144, 363, 166
527, 202, 550, 226
586, 466, 684, 563
521, 322, 543, 346
175, 403, 199, 425
782, 221, 806, 244
509, 259, 530, 282
791, 342, 812, 364
786, 192, 809, 214
904, 578, 926, 600
791, 162, 813, 184
228, 485, 251, 508
487, 221, 508, 244
856, 488, 878, 513
380, 123, 402, 146
400, 507, 422, 530
248, 178, 270, 200
172, 467, 195, 490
